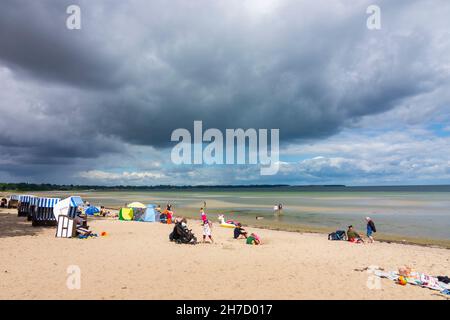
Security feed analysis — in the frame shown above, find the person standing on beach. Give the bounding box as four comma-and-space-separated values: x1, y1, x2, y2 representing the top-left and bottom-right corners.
273, 203, 283, 215
165, 203, 173, 224
202, 219, 213, 243
366, 217, 377, 243
200, 207, 207, 223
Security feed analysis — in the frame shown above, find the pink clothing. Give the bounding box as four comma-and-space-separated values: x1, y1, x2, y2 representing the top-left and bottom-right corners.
201, 211, 207, 222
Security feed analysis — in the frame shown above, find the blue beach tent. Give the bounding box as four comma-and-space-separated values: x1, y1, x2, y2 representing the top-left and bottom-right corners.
85, 206, 100, 215
133, 204, 158, 222
144, 204, 157, 222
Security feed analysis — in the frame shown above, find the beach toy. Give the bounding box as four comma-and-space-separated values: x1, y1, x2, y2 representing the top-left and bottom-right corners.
398, 266, 412, 277
101, 231, 108, 236
398, 276, 407, 286
218, 214, 237, 228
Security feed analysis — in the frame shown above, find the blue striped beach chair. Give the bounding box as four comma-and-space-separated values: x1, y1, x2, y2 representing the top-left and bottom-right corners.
17, 195, 34, 217
32, 197, 61, 227
27, 196, 39, 221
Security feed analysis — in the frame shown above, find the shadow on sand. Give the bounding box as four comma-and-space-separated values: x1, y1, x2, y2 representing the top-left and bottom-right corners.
0, 209, 43, 238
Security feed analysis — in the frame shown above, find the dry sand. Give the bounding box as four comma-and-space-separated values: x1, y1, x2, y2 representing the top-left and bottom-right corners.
0, 208, 449, 300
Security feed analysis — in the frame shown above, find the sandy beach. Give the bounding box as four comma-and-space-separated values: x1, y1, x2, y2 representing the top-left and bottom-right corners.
0, 208, 449, 300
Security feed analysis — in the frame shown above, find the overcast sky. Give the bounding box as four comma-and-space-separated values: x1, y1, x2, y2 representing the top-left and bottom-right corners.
1, 0, 449, 186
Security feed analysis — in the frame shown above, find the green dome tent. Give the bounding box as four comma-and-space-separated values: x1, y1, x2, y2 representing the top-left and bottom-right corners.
119, 207, 134, 221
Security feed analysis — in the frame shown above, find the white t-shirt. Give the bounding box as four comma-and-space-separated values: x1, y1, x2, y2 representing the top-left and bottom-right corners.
202, 223, 211, 236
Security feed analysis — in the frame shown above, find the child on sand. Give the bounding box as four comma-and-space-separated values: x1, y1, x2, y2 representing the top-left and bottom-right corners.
234, 223, 248, 239
202, 219, 213, 243
200, 207, 207, 223
246, 233, 261, 245
164, 204, 173, 224
166, 210, 173, 224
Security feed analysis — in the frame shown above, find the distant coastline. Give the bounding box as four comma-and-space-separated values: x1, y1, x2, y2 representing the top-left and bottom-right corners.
2, 182, 450, 192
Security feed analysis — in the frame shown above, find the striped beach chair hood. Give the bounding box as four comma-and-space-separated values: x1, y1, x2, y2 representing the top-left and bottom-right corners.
53, 196, 84, 220
19, 195, 34, 203
36, 197, 61, 208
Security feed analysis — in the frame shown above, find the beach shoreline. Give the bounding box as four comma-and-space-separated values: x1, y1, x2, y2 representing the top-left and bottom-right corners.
83, 203, 450, 249
98, 206, 450, 250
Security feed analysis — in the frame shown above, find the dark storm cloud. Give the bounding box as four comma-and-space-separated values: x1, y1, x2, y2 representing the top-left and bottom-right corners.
1, 0, 450, 182
0, 0, 124, 89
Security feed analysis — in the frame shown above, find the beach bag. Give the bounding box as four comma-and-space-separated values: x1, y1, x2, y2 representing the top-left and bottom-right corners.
328, 230, 346, 241
368, 220, 377, 232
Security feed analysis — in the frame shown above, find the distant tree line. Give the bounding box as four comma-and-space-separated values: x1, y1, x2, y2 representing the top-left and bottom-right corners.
4, 183, 446, 193
0, 182, 298, 192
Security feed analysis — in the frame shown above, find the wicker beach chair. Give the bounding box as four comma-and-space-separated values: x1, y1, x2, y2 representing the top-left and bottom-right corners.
8, 195, 19, 209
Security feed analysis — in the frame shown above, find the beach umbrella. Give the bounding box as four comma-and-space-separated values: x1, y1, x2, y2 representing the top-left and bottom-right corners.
85, 206, 100, 215
127, 202, 146, 209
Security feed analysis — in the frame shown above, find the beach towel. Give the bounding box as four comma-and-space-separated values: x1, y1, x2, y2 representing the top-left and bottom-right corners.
419, 273, 442, 291
374, 270, 450, 294
373, 270, 399, 281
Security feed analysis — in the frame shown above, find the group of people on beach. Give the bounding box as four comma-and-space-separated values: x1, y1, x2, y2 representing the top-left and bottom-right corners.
346, 217, 377, 243
198, 207, 260, 245
233, 222, 261, 245
164, 204, 261, 245
167, 205, 381, 246
129, 201, 376, 246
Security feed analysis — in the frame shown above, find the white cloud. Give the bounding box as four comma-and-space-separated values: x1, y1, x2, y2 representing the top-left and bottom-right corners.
78, 170, 167, 183
279, 127, 450, 184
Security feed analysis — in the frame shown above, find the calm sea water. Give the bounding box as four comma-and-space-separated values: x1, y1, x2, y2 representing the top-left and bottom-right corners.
32, 186, 450, 240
